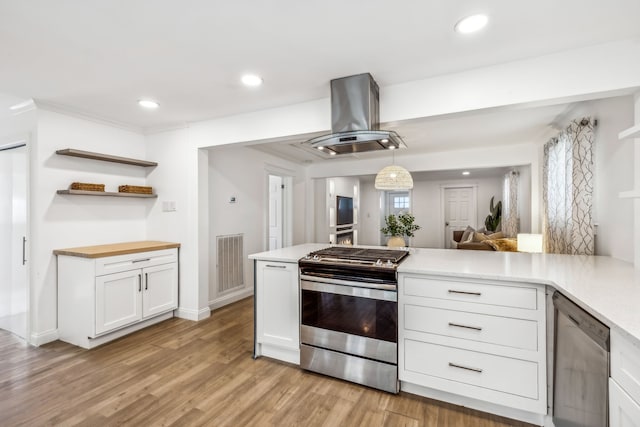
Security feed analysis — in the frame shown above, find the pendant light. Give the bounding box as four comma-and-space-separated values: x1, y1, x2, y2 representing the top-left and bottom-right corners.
374, 149, 413, 190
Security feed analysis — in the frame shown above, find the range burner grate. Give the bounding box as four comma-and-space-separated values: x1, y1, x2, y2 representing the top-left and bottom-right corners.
307, 247, 409, 264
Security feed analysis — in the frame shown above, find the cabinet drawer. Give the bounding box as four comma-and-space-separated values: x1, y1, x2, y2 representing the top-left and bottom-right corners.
404, 339, 538, 399
96, 249, 177, 276
405, 305, 538, 351
610, 378, 640, 427
612, 329, 640, 404
403, 276, 537, 310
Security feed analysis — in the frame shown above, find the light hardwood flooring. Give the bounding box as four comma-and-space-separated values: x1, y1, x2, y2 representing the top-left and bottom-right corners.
0, 297, 535, 426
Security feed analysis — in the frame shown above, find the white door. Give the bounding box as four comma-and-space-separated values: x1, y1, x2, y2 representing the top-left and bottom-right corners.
443, 186, 477, 248
268, 175, 283, 250
95, 270, 142, 335
142, 263, 178, 318
381, 191, 411, 244
0, 145, 28, 339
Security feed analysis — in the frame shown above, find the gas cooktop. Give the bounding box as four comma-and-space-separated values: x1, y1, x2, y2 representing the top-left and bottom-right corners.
300, 246, 409, 268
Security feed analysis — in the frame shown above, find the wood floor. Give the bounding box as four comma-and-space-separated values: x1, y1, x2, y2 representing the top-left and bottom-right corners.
0, 297, 535, 426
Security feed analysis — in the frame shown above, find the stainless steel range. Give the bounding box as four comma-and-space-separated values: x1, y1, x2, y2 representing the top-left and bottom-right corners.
298, 246, 409, 393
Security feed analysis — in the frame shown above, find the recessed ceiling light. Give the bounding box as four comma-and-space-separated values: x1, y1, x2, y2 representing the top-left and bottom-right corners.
462, 171, 470, 175
138, 99, 159, 109
329, 151, 336, 156
381, 138, 389, 143
454, 14, 488, 34
241, 74, 263, 87
388, 146, 396, 150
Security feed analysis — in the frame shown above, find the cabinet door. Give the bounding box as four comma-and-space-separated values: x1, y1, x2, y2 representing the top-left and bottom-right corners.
96, 270, 142, 335
256, 261, 299, 350
610, 379, 640, 427
142, 263, 178, 318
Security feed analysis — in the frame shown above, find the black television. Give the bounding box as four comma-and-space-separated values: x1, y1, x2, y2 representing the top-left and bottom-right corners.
336, 196, 354, 225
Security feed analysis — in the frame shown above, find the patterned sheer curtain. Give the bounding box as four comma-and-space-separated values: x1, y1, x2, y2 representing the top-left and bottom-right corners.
542, 118, 595, 255
502, 170, 519, 237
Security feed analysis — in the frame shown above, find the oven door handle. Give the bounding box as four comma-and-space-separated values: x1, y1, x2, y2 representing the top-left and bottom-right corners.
299, 274, 397, 291
300, 279, 397, 302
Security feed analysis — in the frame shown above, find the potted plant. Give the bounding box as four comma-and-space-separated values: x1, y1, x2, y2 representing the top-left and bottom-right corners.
484, 196, 502, 232
381, 212, 421, 247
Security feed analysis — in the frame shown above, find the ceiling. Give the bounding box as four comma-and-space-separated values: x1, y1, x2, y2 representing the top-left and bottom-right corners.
1, 1, 640, 133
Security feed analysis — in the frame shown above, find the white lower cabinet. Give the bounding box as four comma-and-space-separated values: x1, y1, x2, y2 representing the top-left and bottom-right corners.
610, 379, 640, 427
255, 260, 299, 364
58, 248, 178, 349
95, 262, 178, 335
610, 329, 640, 426
398, 273, 547, 422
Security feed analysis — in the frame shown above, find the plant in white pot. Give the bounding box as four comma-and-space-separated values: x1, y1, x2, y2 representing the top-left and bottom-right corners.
381, 213, 421, 247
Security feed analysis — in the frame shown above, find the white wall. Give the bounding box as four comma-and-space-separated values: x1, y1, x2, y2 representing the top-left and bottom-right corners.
30, 108, 148, 344
207, 144, 305, 307
516, 165, 532, 234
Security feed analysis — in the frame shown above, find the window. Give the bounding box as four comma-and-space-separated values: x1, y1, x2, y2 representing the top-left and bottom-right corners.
393, 196, 409, 209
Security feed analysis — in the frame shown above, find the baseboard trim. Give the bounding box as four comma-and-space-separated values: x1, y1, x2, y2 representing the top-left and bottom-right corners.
174, 306, 211, 321
30, 329, 59, 346
209, 288, 254, 311
401, 382, 547, 426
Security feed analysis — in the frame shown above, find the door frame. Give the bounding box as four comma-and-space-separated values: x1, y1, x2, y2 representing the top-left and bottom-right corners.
0, 135, 30, 343
439, 184, 478, 249
264, 165, 294, 250
379, 190, 413, 246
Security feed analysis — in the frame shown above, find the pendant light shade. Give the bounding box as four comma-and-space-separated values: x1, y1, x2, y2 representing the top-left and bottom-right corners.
375, 165, 414, 190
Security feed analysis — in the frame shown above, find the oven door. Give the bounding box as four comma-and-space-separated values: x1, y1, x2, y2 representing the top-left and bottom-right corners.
300, 278, 397, 364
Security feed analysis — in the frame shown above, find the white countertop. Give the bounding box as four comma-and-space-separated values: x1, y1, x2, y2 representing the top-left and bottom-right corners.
249, 244, 640, 346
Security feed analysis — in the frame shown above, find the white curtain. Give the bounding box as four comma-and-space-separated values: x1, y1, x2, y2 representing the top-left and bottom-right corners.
502, 171, 519, 237
542, 118, 595, 255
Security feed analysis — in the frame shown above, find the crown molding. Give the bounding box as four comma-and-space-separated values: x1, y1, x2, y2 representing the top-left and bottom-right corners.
34, 100, 144, 134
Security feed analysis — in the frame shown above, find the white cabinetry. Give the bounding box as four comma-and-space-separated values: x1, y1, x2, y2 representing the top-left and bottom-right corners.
254, 260, 299, 364
398, 274, 547, 422
610, 329, 640, 426
58, 247, 178, 349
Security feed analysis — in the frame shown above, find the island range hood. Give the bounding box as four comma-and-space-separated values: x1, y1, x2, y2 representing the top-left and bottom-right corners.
306, 73, 406, 155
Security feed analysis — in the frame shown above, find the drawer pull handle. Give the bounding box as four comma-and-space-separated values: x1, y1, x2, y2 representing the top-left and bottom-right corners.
448, 289, 481, 296
448, 322, 482, 331
449, 362, 483, 373
265, 264, 287, 269
138, 274, 142, 292
132, 258, 151, 263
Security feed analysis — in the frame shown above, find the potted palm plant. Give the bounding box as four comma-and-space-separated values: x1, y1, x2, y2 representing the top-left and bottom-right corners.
381, 213, 421, 247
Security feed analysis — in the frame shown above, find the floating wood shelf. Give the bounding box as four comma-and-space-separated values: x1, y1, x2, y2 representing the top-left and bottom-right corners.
56, 148, 157, 167
57, 189, 157, 198
619, 124, 640, 140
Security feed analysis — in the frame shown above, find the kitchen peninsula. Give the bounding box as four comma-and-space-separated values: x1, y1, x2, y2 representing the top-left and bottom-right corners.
250, 244, 640, 426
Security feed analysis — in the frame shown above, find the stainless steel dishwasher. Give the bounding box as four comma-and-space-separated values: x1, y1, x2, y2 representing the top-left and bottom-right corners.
552, 291, 610, 427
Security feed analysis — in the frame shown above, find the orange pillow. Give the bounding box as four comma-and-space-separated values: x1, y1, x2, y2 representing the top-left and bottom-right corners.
483, 238, 518, 252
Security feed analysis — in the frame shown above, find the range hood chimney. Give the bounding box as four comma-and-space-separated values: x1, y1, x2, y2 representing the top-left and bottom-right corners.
306, 73, 406, 155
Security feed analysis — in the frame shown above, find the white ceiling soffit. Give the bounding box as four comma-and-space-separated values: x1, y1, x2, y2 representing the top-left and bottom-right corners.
248, 101, 575, 164
1, 1, 640, 130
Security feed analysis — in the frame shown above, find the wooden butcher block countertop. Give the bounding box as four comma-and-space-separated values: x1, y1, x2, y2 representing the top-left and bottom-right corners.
53, 241, 180, 258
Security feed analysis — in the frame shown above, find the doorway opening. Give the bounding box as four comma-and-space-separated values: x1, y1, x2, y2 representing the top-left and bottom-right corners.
380, 190, 411, 245
0, 142, 28, 340
268, 173, 293, 250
